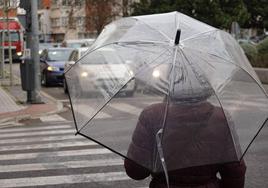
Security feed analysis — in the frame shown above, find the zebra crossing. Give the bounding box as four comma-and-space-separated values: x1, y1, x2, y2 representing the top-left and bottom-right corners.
39, 99, 160, 123
0, 122, 149, 188
38, 94, 268, 124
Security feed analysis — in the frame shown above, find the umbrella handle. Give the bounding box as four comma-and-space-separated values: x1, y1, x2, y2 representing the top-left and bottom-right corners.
156, 128, 170, 188
175, 29, 181, 45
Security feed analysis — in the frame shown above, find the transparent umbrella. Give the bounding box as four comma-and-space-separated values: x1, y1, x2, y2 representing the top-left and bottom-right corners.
64, 12, 268, 187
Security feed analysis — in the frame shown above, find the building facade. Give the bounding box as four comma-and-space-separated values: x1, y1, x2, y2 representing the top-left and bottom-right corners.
38, 0, 139, 42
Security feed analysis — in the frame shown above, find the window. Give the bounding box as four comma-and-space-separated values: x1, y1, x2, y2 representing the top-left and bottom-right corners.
62, 0, 72, 6
51, 0, 58, 8
3, 31, 19, 42
76, 17, 85, 27
51, 18, 60, 27
74, 0, 85, 6
61, 17, 69, 27
48, 49, 73, 61
0, 1, 4, 7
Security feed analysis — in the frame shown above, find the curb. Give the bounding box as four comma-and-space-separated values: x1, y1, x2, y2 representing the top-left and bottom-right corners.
0, 90, 68, 126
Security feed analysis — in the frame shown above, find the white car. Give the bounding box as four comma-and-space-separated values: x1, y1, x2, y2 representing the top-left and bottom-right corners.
61, 39, 95, 48
66, 47, 136, 97
63, 47, 89, 93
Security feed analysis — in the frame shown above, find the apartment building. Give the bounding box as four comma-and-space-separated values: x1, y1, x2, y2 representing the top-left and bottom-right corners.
38, 0, 139, 42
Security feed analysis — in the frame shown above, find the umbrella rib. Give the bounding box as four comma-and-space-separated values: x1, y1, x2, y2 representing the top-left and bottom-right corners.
241, 117, 268, 159
77, 48, 173, 133
77, 77, 135, 133
185, 47, 268, 98
135, 19, 171, 42
181, 29, 218, 43
115, 40, 168, 46
116, 42, 170, 54
64, 73, 79, 132
152, 46, 179, 176
179, 49, 241, 160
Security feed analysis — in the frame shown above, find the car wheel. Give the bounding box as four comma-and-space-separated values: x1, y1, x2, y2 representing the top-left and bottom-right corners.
63, 79, 68, 94
69, 79, 82, 97
41, 72, 49, 87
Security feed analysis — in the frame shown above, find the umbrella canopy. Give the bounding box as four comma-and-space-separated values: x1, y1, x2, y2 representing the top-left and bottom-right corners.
65, 11, 268, 181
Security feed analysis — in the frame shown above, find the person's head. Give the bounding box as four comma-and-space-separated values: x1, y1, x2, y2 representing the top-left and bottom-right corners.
169, 82, 213, 104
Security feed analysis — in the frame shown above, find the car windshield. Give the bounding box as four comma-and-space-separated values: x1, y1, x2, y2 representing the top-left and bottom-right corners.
82, 49, 122, 64
48, 49, 73, 61
67, 43, 84, 48
40, 43, 60, 49
4, 31, 19, 42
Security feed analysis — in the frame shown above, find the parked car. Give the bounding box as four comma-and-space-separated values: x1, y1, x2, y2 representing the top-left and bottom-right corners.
39, 42, 61, 54
66, 47, 136, 97
61, 39, 95, 48
63, 47, 89, 93
40, 48, 73, 86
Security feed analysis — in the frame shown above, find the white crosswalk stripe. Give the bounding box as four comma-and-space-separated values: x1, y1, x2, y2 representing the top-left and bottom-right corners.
0, 148, 112, 160
0, 129, 75, 139
40, 114, 69, 122
109, 102, 143, 116
0, 158, 123, 173
0, 122, 149, 187
0, 124, 72, 133
0, 134, 79, 144
0, 172, 129, 188
65, 101, 151, 122
0, 140, 96, 152
71, 103, 112, 119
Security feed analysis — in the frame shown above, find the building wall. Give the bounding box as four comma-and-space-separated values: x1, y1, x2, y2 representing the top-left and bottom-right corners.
0, 0, 18, 18
37, 0, 140, 42
38, 9, 51, 42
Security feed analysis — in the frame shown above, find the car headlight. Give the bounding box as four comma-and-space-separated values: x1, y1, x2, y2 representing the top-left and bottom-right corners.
47, 66, 60, 71
152, 69, 160, 78
129, 70, 134, 77
17, 51, 22, 56
81, 72, 88, 77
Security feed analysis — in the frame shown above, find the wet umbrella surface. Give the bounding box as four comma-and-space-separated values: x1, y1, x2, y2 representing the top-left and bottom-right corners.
65, 11, 268, 187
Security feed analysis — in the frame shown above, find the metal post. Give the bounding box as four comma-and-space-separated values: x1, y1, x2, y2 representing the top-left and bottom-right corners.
4, 0, 13, 86
0, 31, 4, 78
30, 0, 42, 103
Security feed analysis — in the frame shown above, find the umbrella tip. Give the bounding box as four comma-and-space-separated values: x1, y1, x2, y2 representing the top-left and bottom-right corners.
175, 29, 181, 45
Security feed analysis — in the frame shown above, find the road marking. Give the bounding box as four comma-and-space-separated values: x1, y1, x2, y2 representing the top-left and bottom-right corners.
0, 172, 129, 187
0, 148, 112, 160
40, 114, 68, 122
0, 124, 72, 133
0, 135, 81, 145
0, 140, 96, 152
0, 129, 75, 139
0, 158, 123, 173
142, 101, 161, 105
73, 104, 112, 119
110, 103, 143, 116
59, 99, 70, 102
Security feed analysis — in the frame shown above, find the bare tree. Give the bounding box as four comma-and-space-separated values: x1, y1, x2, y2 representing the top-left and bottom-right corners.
68, 1, 75, 29
85, 0, 121, 35
122, 0, 129, 17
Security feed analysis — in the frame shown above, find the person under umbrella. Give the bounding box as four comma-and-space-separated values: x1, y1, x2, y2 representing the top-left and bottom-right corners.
124, 82, 247, 188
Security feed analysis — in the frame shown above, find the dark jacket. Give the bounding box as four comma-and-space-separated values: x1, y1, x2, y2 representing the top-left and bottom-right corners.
124, 102, 246, 188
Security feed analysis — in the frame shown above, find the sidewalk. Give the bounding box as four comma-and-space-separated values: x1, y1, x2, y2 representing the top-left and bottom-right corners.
0, 82, 65, 125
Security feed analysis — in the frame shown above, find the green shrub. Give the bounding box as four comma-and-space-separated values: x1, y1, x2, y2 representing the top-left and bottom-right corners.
240, 42, 258, 66
256, 37, 268, 68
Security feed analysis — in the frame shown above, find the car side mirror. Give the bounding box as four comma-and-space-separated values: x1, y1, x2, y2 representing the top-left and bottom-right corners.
40, 57, 45, 62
